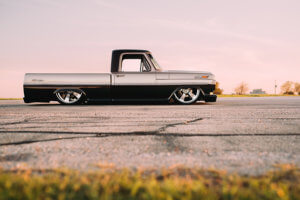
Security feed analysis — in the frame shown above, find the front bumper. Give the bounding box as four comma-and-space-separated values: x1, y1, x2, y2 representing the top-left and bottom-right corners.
203, 94, 217, 102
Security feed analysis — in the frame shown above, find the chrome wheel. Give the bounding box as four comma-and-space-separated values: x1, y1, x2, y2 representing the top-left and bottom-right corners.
174, 88, 200, 104
56, 90, 83, 104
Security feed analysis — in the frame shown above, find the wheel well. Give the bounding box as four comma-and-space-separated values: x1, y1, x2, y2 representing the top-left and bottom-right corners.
53, 88, 86, 96
168, 86, 204, 100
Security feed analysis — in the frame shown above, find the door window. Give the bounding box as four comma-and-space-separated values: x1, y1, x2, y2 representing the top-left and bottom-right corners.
121, 54, 151, 72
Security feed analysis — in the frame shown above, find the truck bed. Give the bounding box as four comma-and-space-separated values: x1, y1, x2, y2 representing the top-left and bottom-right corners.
24, 73, 111, 86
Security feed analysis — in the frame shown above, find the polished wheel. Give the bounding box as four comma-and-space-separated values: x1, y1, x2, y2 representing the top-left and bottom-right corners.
174, 88, 200, 104
56, 90, 83, 105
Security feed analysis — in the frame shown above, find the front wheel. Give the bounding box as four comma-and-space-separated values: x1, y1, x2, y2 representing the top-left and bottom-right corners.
56, 89, 85, 105
173, 88, 200, 105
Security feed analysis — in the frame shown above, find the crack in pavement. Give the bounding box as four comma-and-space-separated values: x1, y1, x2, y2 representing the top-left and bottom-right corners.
156, 118, 203, 132
0, 118, 204, 136
1, 117, 300, 146
0, 119, 30, 126
0, 117, 40, 127
0, 118, 203, 146
0, 135, 97, 146
1, 132, 300, 146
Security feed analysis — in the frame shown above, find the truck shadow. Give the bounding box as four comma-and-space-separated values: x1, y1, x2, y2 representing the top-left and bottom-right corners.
29, 101, 209, 106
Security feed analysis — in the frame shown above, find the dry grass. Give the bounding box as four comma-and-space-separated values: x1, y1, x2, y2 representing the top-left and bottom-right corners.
218, 94, 299, 97
0, 165, 300, 200
0, 98, 22, 100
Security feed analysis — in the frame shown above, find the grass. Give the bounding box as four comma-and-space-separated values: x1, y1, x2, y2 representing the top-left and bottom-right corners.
218, 94, 299, 97
0, 165, 300, 200
0, 98, 22, 100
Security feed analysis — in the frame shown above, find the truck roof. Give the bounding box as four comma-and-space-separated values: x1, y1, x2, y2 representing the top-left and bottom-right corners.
111, 49, 151, 72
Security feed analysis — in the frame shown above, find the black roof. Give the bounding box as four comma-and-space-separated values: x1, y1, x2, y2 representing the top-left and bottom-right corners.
111, 49, 151, 72
112, 49, 150, 53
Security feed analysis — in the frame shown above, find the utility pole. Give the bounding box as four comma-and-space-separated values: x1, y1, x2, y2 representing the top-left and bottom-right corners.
274, 80, 277, 95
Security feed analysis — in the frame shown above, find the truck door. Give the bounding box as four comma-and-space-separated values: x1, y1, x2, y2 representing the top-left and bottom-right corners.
112, 53, 158, 100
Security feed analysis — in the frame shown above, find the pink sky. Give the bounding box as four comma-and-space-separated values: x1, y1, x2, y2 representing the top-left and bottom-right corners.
1, 0, 300, 97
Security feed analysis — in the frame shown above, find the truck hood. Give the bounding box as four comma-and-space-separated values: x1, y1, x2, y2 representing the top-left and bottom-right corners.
163, 70, 213, 75
161, 70, 215, 80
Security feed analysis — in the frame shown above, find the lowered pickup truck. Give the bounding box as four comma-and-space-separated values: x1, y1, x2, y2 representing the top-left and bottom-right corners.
24, 49, 217, 105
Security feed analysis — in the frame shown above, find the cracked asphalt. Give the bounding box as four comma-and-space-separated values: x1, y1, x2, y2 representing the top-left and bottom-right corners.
0, 96, 300, 175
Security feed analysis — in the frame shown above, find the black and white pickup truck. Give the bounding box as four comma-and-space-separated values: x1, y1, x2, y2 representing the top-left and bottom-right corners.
23, 49, 217, 105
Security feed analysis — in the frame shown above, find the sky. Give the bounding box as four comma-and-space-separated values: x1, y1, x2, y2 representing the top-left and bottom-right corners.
1, 0, 300, 97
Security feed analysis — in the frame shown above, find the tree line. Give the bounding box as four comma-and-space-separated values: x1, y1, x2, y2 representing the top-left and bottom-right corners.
214, 81, 300, 95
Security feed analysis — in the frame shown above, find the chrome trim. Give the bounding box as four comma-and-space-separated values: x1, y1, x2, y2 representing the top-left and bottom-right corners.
168, 87, 205, 100
174, 88, 200, 104
54, 88, 86, 95
56, 90, 83, 104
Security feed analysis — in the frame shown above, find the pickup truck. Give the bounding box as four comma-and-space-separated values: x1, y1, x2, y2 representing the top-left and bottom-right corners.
23, 49, 217, 105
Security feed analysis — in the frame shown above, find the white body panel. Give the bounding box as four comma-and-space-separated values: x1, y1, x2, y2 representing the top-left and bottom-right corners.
24, 73, 111, 86
24, 72, 215, 86
112, 72, 156, 86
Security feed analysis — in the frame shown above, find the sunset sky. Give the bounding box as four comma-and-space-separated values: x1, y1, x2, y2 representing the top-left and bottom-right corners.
1, 0, 300, 97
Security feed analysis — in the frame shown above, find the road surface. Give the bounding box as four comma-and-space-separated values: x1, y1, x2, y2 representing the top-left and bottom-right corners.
0, 97, 299, 175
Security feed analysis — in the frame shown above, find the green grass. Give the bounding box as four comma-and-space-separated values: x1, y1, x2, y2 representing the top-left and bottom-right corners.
0, 165, 300, 200
0, 98, 22, 100
218, 94, 299, 97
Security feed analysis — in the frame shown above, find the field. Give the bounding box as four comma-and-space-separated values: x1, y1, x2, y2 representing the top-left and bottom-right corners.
1, 165, 299, 200
1, 95, 299, 101
0, 98, 22, 100
218, 94, 299, 97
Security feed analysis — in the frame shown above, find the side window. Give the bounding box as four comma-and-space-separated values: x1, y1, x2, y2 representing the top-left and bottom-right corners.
121, 54, 151, 72
121, 59, 141, 72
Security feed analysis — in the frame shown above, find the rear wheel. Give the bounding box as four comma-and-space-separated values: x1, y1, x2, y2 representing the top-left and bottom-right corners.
173, 87, 200, 105
56, 90, 84, 105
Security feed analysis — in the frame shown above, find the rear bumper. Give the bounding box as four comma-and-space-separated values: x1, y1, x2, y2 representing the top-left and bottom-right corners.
23, 97, 30, 103
23, 97, 50, 103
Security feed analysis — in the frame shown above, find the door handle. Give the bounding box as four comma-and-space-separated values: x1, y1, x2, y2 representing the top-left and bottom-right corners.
116, 74, 125, 77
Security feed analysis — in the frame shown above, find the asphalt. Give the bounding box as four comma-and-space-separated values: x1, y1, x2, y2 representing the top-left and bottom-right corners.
0, 97, 299, 175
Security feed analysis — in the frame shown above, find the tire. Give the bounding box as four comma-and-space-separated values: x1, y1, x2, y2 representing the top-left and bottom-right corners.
55, 89, 85, 105
173, 87, 200, 105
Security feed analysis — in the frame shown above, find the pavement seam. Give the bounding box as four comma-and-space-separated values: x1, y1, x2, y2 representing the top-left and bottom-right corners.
1, 132, 300, 146
1, 117, 300, 146
0, 117, 203, 146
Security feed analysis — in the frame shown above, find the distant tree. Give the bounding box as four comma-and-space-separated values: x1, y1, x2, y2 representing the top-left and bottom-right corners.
234, 82, 249, 95
281, 81, 294, 94
294, 82, 300, 95
213, 82, 223, 95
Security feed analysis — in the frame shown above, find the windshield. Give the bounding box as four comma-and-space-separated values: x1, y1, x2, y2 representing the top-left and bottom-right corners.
148, 54, 163, 71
